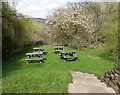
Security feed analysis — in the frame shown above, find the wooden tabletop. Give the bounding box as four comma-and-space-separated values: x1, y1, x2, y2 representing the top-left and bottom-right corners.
26, 52, 43, 55
60, 51, 76, 53
54, 46, 63, 47
33, 47, 45, 49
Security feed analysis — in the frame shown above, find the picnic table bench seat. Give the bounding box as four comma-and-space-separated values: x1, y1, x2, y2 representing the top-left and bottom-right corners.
26, 58, 44, 61
26, 58, 44, 63
62, 56, 79, 61
54, 50, 63, 53
63, 56, 79, 59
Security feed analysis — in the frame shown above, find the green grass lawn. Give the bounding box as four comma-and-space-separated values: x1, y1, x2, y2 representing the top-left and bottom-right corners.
2, 45, 115, 93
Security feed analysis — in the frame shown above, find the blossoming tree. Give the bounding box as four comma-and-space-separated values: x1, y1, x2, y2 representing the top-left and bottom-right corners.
46, 2, 101, 48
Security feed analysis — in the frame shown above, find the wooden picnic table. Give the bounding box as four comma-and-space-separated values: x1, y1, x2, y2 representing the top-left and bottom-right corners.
60, 51, 79, 61
53, 46, 64, 53
33, 47, 45, 52
60, 51, 76, 54
60, 51, 76, 56
53, 46, 64, 50
26, 52, 43, 59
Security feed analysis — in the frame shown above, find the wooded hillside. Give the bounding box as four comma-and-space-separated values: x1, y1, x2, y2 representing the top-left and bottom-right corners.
2, 2, 46, 58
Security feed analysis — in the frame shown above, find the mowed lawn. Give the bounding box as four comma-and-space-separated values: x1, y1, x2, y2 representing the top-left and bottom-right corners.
2, 45, 115, 93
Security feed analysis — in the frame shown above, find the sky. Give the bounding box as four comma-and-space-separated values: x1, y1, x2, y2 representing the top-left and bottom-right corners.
8, 0, 119, 18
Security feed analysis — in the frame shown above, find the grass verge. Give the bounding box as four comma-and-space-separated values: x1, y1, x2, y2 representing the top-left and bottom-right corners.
2, 45, 115, 93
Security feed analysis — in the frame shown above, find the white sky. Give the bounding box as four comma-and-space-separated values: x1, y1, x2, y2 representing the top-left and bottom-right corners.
8, 0, 119, 18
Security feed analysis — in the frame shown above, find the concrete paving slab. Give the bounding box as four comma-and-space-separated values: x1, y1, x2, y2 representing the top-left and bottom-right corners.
68, 72, 116, 93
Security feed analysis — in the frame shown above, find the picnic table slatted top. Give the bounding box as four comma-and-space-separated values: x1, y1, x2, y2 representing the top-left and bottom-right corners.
60, 51, 76, 53
54, 46, 63, 47
26, 52, 43, 55
63, 56, 79, 59
33, 47, 45, 49
54, 46, 63, 48
53, 46, 64, 52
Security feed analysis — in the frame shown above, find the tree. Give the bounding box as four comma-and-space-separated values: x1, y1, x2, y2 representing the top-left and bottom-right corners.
46, 2, 102, 48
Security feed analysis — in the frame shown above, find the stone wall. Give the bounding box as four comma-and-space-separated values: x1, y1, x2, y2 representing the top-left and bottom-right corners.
102, 60, 120, 93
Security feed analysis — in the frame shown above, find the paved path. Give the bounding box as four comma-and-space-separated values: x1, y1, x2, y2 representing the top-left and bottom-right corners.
68, 72, 116, 93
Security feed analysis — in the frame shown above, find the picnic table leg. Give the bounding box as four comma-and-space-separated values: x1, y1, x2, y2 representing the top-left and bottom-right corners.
40, 60, 41, 63
43, 52, 47, 55
32, 54, 34, 57
27, 60, 30, 63
37, 54, 42, 58
35, 49, 38, 52
37, 55, 40, 58
69, 53, 73, 56
40, 55, 42, 58
39, 59, 44, 63
65, 59, 67, 62
41, 49, 44, 51
60, 53, 62, 58
28, 55, 31, 59
27, 60, 29, 64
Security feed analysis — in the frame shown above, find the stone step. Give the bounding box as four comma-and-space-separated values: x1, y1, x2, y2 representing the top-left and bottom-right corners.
73, 79, 107, 87
68, 72, 116, 93
68, 83, 116, 93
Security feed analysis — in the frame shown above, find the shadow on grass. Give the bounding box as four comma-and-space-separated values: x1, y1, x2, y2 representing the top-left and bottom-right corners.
2, 47, 38, 78
98, 52, 115, 62
2, 57, 46, 78
61, 58, 79, 62
2, 56, 24, 78
27, 59, 47, 64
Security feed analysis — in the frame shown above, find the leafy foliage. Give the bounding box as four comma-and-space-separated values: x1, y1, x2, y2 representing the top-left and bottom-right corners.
100, 3, 118, 50
46, 2, 118, 59
2, 2, 45, 58
46, 2, 102, 48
